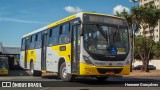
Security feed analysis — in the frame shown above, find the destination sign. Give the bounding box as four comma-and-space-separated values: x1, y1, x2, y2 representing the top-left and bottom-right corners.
83, 14, 128, 26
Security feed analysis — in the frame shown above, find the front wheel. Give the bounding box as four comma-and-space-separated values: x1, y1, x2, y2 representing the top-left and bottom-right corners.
60, 62, 74, 81
96, 77, 108, 81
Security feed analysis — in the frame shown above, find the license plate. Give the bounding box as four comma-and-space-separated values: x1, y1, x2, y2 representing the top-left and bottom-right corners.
105, 72, 114, 75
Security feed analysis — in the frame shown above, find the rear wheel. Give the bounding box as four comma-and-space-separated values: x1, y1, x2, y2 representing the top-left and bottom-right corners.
96, 77, 108, 81
60, 62, 74, 81
30, 62, 42, 76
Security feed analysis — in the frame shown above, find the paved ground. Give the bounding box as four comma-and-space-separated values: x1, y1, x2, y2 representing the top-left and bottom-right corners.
0, 70, 160, 90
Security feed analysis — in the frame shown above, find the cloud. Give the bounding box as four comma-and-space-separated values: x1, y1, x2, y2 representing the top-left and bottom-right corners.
64, 6, 83, 14
113, 5, 130, 14
0, 17, 47, 24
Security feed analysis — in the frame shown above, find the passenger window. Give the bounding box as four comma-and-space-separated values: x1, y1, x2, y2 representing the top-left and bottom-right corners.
30, 35, 35, 49
35, 34, 38, 41
30, 36, 32, 43
48, 27, 59, 46
21, 38, 25, 51
59, 23, 70, 44
35, 33, 42, 49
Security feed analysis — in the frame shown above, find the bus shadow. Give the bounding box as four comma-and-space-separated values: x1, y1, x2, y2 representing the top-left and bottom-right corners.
41, 76, 61, 79
8, 65, 31, 76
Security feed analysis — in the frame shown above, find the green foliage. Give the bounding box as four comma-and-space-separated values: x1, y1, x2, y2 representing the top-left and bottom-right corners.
134, 35, 154, 59
135, 36, 160, 59
115, 9, 132, 28
142, 6, 160, 28
152, 42, 160, 58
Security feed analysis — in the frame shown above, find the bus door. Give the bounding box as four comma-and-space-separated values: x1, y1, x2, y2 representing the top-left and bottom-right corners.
24, 38, 29, 68
41, 33, 47, 70
71, 25, 80, 73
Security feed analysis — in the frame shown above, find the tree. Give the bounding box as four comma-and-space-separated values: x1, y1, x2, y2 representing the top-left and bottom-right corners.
116, 5, 160, 72
133, 6, 160, 72
134, 35, 154, 62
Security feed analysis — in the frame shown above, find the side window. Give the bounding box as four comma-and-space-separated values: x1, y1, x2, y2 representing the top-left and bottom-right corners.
59, 23, 70, 44
25, 37, 30, 50
30, 36, 32, 43
30, 35, 35, 49
35, 33, 42, 49
48, 27, 59, 46
28, 36, 32, 49
21, 38, 25, 51
35, 34, 38, 41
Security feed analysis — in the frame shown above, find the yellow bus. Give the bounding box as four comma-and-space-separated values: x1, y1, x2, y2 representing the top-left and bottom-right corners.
0, 57, 9, 75
20, 12, 131, 81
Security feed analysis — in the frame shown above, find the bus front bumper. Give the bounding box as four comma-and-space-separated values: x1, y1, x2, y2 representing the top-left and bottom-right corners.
80, 62, 130, 76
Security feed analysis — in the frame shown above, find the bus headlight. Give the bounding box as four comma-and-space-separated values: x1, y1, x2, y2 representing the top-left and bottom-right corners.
126, 60, 130, 65
83, 55, 93, 65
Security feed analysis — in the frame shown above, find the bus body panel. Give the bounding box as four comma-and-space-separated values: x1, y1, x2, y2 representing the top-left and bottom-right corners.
79, 62, 130, 76
48, 44, 72, 73
46, 47, 59, 72
34, 49, 42, 71
20, 51, 25, 68
27, 50, 36, 62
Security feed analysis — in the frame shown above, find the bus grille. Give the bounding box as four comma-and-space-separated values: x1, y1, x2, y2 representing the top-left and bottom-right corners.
97, 68, 123, 74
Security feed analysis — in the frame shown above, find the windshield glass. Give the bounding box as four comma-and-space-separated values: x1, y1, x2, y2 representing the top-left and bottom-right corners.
83, 24, 129, 56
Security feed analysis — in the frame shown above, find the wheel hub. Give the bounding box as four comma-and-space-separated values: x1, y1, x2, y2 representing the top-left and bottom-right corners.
62, 66, 67, 78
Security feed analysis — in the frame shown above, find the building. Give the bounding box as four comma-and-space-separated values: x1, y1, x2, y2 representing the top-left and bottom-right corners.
0, 42, 20, 69
139, 0, 160, 42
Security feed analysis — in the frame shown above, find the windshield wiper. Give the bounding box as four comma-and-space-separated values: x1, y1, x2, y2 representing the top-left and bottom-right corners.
96, 24, 108, 43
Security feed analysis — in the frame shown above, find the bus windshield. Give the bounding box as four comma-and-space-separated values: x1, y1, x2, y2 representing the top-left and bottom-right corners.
83, 24, 129, 57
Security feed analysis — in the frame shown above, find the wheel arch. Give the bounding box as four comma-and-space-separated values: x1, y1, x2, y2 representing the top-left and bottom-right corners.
58, 57, 66, 75
30, 59, 34, 69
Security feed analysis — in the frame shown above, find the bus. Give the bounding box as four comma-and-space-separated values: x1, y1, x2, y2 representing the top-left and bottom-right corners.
20, 12, 131, 81
0, 57, 9, 75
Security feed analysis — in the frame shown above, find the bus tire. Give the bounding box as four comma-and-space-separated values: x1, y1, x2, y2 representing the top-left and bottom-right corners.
60, 62, 74, 81
30, 62, 42, 76
96, 77, 108, 81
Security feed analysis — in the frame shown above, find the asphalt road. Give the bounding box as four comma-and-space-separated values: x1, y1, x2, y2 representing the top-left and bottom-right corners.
0, 70, 160, 90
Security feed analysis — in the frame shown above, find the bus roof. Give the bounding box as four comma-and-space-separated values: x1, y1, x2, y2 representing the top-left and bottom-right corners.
22, 12, 124, 38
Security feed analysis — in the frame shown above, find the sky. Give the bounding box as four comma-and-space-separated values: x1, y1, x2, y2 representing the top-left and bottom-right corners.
0, 0, 139, 47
